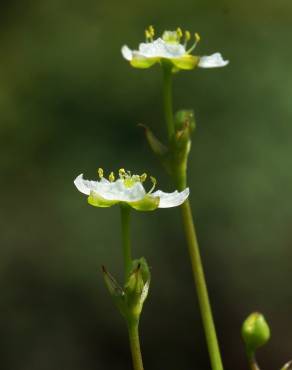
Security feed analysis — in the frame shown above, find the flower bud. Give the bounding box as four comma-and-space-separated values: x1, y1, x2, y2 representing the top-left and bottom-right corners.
174, 109, 196, 133
102, 258, 151, 324
242, 312, 271, 353
125, 258, 151, 321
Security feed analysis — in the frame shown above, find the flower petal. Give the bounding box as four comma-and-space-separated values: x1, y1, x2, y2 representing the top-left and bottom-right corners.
100, 179, 146, 202
121, 45, 133, 61
138, 38, 186, 58
74, 174, 98, 195
152, 188, 190, 208
198, 53, 229, 68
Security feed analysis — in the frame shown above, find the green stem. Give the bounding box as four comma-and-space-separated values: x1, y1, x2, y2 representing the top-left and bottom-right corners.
162, 68, 224, 370
181, 200, 223, 370
120, 206, 145, 370
120, 205, 132, 281
247, 352, 260, 370
162, 65, 175, 140
128, 321, 144, 370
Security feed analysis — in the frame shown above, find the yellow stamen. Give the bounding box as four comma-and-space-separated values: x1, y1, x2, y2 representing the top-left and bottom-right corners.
185, 30, 191, 42
140, 173, 147, 182
176, 27, 183, 39
186, 32, 201, 54
149, 176, 157, 193
98, 168, 104, 178
119, 168, 126, 178
109, 172, 115, 182
132, 175, 140, 182
145, 29, 151, 40
149, 25, 155, 38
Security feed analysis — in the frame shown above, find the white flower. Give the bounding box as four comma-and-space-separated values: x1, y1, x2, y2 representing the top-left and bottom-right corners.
74, 169, 189, 211
121, 26, 229, 71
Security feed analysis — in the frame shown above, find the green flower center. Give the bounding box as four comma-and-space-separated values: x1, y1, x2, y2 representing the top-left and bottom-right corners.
162, 31, 181, 44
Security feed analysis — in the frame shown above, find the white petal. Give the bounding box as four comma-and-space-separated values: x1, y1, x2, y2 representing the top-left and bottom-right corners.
100, 179, 146, 202
198, 52, 229, 68
138, 38, 186, 59
74, 174, 99, 195
152, 188, 190, 208
121, 45, 133, 61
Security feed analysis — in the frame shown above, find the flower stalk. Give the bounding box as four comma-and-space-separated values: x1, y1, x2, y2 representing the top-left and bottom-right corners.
180, 199, 223, 370
120, 205, 148, 370
119, 205, 145, 370
120, 205, 132, 281
162, 64, 175, 140
128, 320, 145, 370
162, 67, 224, 370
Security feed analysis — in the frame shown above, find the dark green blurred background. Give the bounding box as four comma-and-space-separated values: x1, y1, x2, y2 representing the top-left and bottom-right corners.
1, 0, 292, 369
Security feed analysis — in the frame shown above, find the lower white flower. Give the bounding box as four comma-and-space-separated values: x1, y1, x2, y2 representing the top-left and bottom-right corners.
121, 26, 229, 71
74, 168, 189, 211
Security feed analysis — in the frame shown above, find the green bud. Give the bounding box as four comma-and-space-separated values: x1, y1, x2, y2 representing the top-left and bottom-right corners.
242, 312, 271, 354
174, 109, 196, 132
124, 258, 151, 322
102, 259, 151, 324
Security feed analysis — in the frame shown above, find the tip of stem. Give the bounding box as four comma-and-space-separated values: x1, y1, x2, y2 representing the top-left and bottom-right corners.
101, 265, 107, 273
137, 123, 148, 131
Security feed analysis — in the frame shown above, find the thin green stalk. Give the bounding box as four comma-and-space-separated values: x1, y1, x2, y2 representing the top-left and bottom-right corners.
128, 321, 145, 370
120, 205, 132, 281
120, 205, 145, 370
162, 67, 224, 370
181, 200, 223, 370
246, 351, 260, 370
163, 65, 175, 140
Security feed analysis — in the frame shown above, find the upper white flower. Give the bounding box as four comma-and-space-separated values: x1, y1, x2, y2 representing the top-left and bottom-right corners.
74, 168, 189, 211
121, 26, 229, 70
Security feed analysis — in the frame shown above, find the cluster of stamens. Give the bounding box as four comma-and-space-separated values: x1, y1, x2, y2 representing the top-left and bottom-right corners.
145, 25, 155, 41
97, 168, 157, 193
144, 25, 201, 54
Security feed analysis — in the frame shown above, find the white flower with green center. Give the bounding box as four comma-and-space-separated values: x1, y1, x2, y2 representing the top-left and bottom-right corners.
121, 26, 229, 70
74, 168, 189, 211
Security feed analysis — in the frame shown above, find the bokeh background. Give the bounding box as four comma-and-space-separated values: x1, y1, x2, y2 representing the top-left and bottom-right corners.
1, 0, 292, 369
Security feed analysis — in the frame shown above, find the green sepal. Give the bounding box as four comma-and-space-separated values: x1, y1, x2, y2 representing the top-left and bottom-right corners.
128, 194, 159, 211
102, 266, 127, 317
129, 54, 199, 71
130, 56, 159, 69
139, 124, 168, 157
124, 258, 151, 321
170, 55, 199, 70
241, 312, 271, 355
88, 191, 118, 208
139, 124, 172, 174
